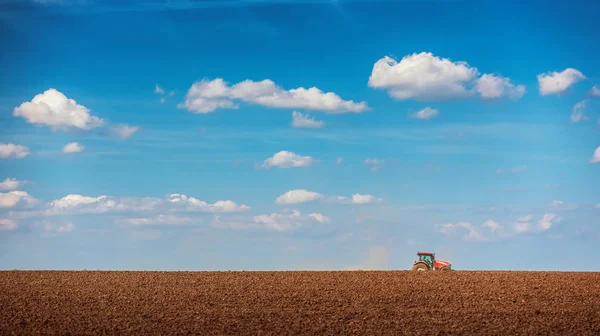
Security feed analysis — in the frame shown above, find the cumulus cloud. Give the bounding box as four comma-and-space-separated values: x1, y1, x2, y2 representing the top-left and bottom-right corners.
275, 189, 323, 205
538, 213, 561, 230
253, 209, 330, 232
409, 107, 438, 120
154, 83, 164, 94
571, 100, 589, 123
275, 189, 383, 205
179, 78, 369, 114
118, 214, 192, 227
345, 246, 388, 270
167, 194, 250, 213
0, 143, 30, 159
0, 178, 24, 191
476, 74, 526, 100
537, 68, 586, 95
591, 146, 600, 164
0, 191, 39, 208
438, 222, 487, 242
262, 151, 314, 169
368, 52, 526, 102
62, 142, 84, 154
0, 218, 18, 231
590, 85, 600, 97
481, 219, 501, 233
13, 88, 104, 131
111, 124, 140, 139
291, 111, 325, 128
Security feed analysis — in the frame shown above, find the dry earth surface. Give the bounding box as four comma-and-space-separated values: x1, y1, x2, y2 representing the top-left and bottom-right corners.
1, 271, 600, 335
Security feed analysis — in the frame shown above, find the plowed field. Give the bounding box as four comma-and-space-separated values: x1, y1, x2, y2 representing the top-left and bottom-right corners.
1, 271, 600, 335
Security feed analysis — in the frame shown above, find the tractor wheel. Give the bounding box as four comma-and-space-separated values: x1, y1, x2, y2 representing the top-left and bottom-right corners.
440, 266, 451, 272
412, 263, 429, 271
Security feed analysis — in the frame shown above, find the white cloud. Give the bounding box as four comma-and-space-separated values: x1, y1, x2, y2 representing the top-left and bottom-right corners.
62, 142, 84, 154
262, 151, 314, 169
476, 74, 526, 100
549, 200, 577, 211
154, 83, 164, 94
537, 68, 586, 95
538, 213, 561, 230
179, 78, 369, 114
47, 194, 161, 215
166, 194, 250, 213
518, 214, 533, 222
0, 219, 18, 231
275, 189, 383, 205
409, 107, 438, 120
275, 189, 323, 205
345, 246, 388, 270
438, 222, 487, 242
349, 194, 381, 205
0, 143, 30, 159
118, 214, 192, 226
57, 223, 75, 233
364, 158, 385, 172
111, 124, 140, 139
291, 111, 325, 128
253, 209, 330, 232
0, 191, 39, 208
336, 157, 344, 165
0, 178, 24, 191
515, 222, 529, 233
571, 100, 589, 123
591, 146, 600, 164
481, 219, 501, 233
13, 88, 104, 131
590, 85, 600, 97
368, 53, 479, 101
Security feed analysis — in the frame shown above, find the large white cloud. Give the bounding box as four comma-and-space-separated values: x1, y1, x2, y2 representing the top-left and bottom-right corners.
0, 143, 30, 159
0, 191, 39, 208
262, 151, 314, 169
476, 74, 526, 100
62, 142, 84, 154
0, 178, 24, 191
13, 88, 105, 131
591, 146, 600, 164
291, 111, 325, 128
179, 78, 369, 114
537, 68, 586, 95
368, 52, 525, 101
275, 189, 383, 205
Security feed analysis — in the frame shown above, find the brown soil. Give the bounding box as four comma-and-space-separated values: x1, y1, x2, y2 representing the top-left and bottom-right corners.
1, 271, 600, 335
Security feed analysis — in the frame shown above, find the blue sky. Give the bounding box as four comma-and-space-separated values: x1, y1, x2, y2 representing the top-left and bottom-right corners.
1, 0, 599, 271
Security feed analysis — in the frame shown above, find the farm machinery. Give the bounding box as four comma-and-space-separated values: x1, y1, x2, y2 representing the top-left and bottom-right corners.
411, 251, 452, 271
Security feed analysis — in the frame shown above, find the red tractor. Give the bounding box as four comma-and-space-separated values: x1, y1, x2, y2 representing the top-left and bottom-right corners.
411, 251, 452, 271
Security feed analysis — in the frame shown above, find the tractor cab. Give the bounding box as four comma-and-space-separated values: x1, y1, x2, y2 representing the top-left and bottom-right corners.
417, 251, 435, 269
